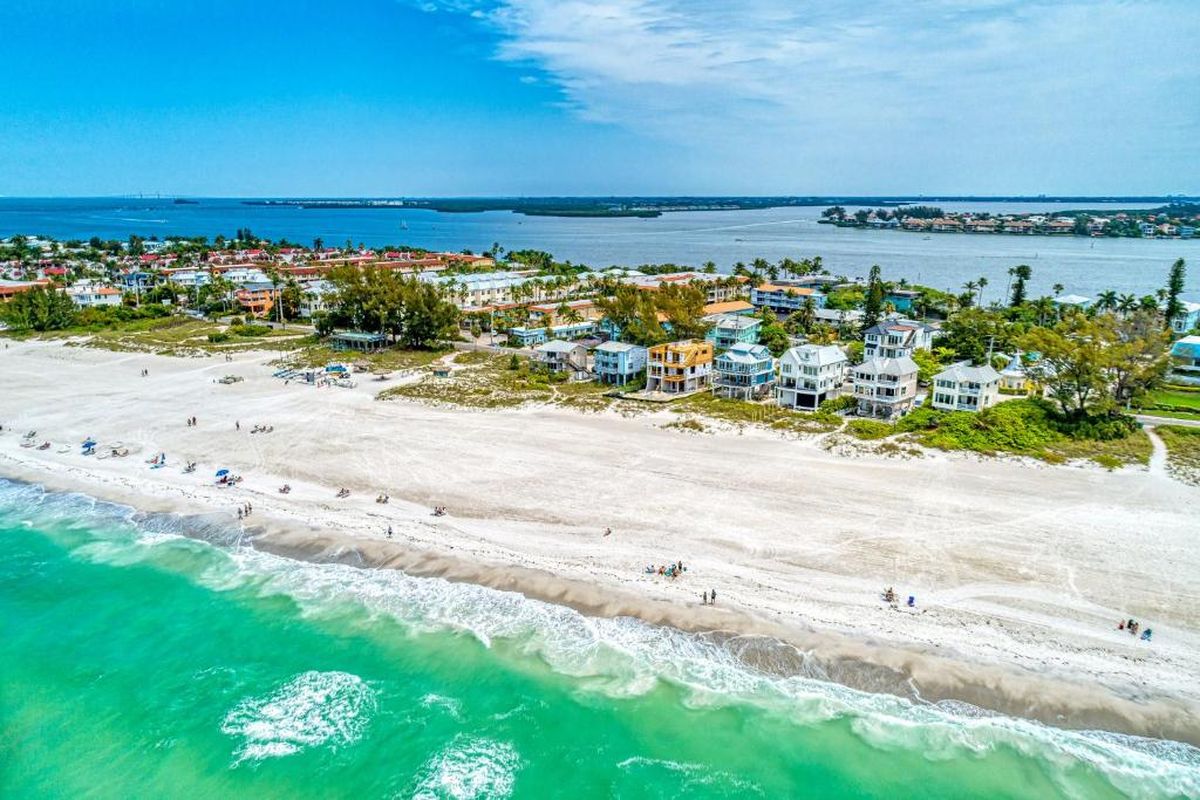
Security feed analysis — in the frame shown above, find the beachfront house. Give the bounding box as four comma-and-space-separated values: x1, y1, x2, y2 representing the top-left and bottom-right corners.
705, 314, 762, 350
646, 340, 714, 394
853, 356, 919, 419
534, 340, 590, 380
862, 320, 934, 360
712, 342, 776, 400
298, 280, 334, 319
776, 344, 848, 410
1169, 336, 1200, 386
930, 363, 1002, 412
750, 283, 824, 316
1168, 301, 1200, 334
65, 285, 123, 308
592, 341, 648, 386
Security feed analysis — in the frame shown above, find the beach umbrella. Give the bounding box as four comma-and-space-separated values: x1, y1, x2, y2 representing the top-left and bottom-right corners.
215, 469, 230, 477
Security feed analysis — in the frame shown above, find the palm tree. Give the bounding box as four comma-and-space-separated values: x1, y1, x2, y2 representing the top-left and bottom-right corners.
1117, 294, 1137, 315
977, 276, 988, 306
1052, 283, 1064, 296
962, 280, 979, 302
1097, 290, 1118, 312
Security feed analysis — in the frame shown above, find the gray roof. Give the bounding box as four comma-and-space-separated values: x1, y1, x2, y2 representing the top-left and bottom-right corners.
594, 341, 643, 353
934, 362, 1001, 383
717, 342, 773, 364
855, 356, 918, 376
782, 344, 846, 367
536, 339, 583, 354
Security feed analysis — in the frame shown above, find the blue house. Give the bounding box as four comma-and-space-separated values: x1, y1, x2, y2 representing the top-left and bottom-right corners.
1168, 301, 1200, 335
712, 342, 776, 400
593, 341, 648, 385
705, 314, 762, 350
507, 321, 597, 347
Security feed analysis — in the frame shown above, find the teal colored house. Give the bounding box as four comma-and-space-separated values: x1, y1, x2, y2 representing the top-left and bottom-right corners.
593, 341, 648, 385
706, 314, 762, 350
713, 342, 776, 400
1169, 335, 1200, 385
885, 289, 920, 313
508, 321, 597, 347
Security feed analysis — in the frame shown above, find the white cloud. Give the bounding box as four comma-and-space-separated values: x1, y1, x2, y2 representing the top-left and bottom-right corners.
416, 0, 1200, 191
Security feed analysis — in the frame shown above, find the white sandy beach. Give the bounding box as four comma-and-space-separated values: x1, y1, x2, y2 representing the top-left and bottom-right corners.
2, 338, 1198, 742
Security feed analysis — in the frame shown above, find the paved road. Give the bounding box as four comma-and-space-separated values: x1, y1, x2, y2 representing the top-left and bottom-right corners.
1137, 414, 1200, 429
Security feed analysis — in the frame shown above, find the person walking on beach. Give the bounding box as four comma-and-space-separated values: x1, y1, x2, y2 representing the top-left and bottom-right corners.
236, 421, 240, 431
709, 589, 716, 605
701, 591, 708, 605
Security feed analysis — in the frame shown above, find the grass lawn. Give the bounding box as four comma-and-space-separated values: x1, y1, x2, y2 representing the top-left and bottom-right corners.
1155, 425, 1200, 486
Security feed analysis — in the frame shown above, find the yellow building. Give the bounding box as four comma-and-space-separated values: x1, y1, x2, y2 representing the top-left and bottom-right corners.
646, 340, 714, 394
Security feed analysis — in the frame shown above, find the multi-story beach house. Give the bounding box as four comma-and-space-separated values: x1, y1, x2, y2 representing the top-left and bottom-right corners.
533, 340, 590, 380
749, 283, 824, 315
712, 342, 776, 400
862, 319, 934, 360
646, 340, 714, 394
592, 341, 648, 386
1168, 300, 1200, 334
65, 284, 123, 308
853, 356, 919, 419
508, 321, 597, 347
930, 363, 1002, 412
705, 314, 761, 350
776, 344, 848, 410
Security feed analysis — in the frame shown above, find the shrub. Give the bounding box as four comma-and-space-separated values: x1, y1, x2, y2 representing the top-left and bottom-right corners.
207, 332, 231, 343
229, 324, 271, 337
819, 394, 857, 413
846, 419, 894, 440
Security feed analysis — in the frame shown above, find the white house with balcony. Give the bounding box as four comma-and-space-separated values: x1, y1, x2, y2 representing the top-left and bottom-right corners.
776, 344, 848, 410
853, 356, 919, 419
533, 340, 590, 380
862, 319, 934, 359
65, 284, 123, 308
930, 363, 1002, 412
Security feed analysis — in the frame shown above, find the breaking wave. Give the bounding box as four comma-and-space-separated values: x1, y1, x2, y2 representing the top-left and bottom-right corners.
3, 478, 1199, 798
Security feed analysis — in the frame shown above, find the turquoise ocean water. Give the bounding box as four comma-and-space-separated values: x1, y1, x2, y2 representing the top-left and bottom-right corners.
1, 478, 1197, 799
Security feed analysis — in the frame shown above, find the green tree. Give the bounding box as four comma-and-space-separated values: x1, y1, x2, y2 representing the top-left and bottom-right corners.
1009, 264, 1032, 307
1, 286, 78, 331
861, 265, 884, 330
1164, 257, 1187, 331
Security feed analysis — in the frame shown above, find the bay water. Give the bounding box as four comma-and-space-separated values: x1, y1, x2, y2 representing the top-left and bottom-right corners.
2, 198, 1198, 299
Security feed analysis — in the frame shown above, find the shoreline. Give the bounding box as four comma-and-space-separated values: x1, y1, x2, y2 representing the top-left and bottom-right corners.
5, 457, 1199, 746
2, 339, 1199, 746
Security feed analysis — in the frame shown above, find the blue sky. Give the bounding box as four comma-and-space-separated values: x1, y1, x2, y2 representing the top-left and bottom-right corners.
1, 0, 1197, 196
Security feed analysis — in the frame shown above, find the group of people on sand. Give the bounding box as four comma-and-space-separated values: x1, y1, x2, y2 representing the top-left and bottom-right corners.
1119, 619, 1153, 641
250, 424, 274, 434
645, 560, 687, 579
185, 417, 198, 427
700, 589, 717, 605
336, 487, 351, 498
882, 587, 916, 609
236, 502, 254, 520
140, 368, 150, 377
375, 493, 389, 504
432, 506, 447, 517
